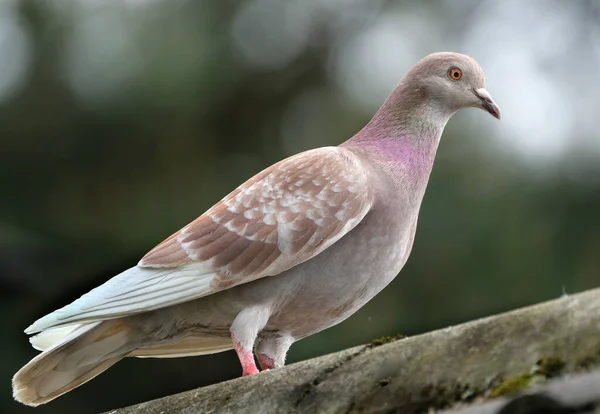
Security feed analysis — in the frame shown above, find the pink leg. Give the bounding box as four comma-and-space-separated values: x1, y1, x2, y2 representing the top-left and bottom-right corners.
257, 353, 275, 371
232, 335, 259, 376
254, 332, 294, 371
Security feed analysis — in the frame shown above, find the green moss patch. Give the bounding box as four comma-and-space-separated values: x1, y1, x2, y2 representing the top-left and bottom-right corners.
488, 357, 565, 398
367, 334, 407, 349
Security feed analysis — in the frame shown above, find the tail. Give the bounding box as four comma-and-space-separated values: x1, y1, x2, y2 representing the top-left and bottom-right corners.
13, 320, 137, 406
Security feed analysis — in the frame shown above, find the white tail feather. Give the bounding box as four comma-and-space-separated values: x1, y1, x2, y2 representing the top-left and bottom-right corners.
29, 324, 83, 351
13, 320, 136, 406
131, 336, 232, 358
29, 325, 232, 359
25, 265, 215, 334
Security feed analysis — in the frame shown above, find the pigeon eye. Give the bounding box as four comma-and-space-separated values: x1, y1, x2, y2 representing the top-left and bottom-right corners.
448, 67, 463, 81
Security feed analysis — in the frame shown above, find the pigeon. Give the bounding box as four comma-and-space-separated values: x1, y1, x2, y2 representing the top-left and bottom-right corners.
13, 52, 500, 406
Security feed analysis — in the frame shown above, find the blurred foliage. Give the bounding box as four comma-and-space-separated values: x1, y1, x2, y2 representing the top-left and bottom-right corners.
0, 1, 598, 413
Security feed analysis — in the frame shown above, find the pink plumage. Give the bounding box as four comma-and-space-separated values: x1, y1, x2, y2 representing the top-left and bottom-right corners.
13, 52, 500, 406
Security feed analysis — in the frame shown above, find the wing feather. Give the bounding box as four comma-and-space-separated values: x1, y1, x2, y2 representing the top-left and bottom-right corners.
27, 147, 374, 333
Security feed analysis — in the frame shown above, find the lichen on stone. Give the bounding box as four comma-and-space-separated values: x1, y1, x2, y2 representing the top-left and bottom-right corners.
535, 357, 565, 378
488, 357, 565, 398
377, 377, 391, 387
576, 346, 600, 370
367, 334, 406, 349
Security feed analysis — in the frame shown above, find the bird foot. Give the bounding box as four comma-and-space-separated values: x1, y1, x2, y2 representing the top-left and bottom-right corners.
257, 353, 275, 371
242, 365, 259, 376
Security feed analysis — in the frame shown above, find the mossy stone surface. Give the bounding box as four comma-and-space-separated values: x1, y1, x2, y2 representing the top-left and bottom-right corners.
107, 288, 600, 414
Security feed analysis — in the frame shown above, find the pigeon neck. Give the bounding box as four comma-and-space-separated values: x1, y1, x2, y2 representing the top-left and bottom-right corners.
343, 81, 453, 168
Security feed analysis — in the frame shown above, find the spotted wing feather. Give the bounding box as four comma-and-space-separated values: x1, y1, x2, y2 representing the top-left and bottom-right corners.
141, 146, 373, 286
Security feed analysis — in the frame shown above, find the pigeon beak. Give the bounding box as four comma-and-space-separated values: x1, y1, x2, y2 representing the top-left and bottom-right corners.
474, 88, 501, 120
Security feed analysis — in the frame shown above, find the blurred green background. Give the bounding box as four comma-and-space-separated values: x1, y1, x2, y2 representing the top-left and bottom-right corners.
2, 0, 599, 412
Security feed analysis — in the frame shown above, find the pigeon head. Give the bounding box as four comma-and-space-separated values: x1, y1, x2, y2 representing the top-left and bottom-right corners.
406, 52, 501, 120
361, 52, 501, 140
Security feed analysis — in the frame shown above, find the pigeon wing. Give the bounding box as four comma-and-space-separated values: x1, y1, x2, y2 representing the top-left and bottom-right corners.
26, 147, 374, 332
